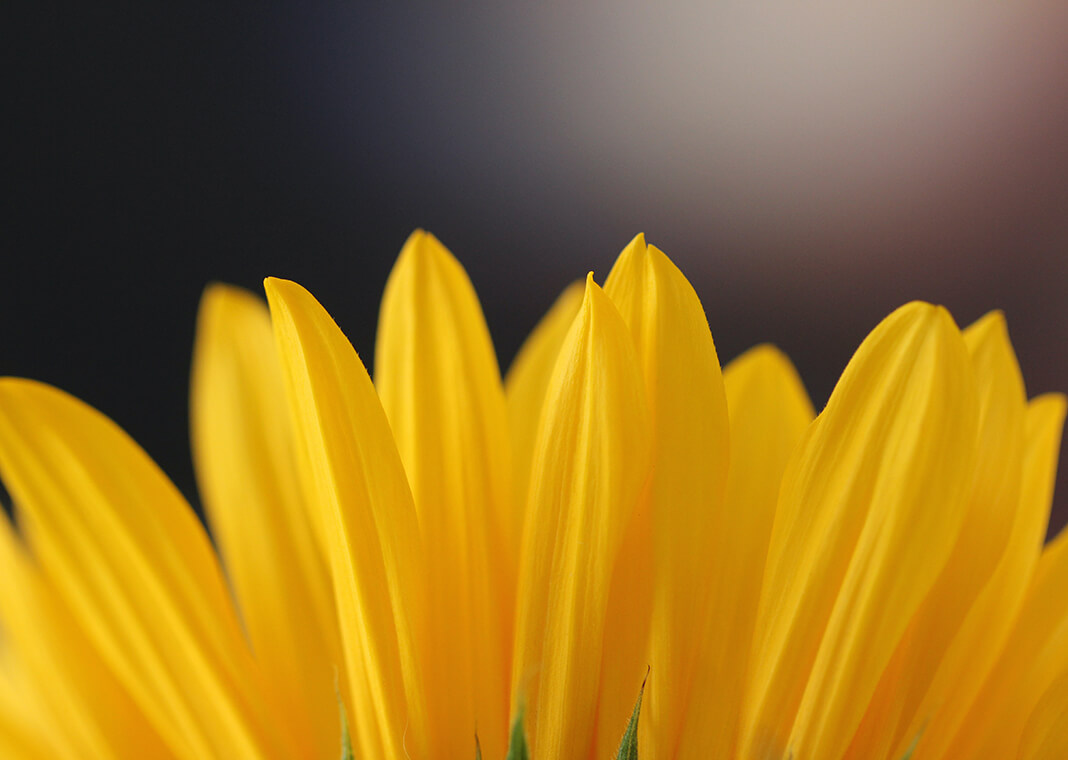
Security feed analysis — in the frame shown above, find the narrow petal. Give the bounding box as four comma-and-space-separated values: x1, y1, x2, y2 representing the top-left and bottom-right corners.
599, 237, 733, 759
688, 344, 813, 756
264, 277, 428, 760
845, 311, 1028, 759
939, 394, 1067, 760
511, 274, 651, 758
191, 284, 343, 757
0, 379, 286, 760
504, 280, 584, 511
1017, 672, 1068, 760
374, 231, 510, 756
741, 302, 978, 760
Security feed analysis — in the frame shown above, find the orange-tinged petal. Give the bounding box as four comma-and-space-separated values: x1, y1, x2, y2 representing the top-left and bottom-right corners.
939, 394, 1067, 760
741, 302, 978, 760
0, 379, 286, 760
505, 280, 583, 512
846, 310, 1028, 759
374, 231, 511, 757
600, 236, 733, 759
264, 277, 428, 760
191, 284, 343, 758
511, 274, 651, 758
1017, 672, 1068, 760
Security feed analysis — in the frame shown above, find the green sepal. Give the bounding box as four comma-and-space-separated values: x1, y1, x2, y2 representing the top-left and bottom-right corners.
475, 733, 483, 760
615, 668, 649, 760
336, 676, 354, 760
505, 704, 530, 760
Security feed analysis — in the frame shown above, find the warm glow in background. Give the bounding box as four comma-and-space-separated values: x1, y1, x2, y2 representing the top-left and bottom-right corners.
7, 4, 1068, 532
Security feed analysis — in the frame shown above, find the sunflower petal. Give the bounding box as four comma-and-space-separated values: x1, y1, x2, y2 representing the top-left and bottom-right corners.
689, 344, 813, 755
939, 393, 1067, 760
844, 310, 1028, 759
504, 281, 583, 512
1017, 672, 1068, 760
599, 237, 734, 758
264, 277, 427, 760
511, 274, 651, 757
741, 302, 978, 759
374, 231, 510, 756
191, 284, 343, 757
0, 513, 171, 760
0, 379, 286, 760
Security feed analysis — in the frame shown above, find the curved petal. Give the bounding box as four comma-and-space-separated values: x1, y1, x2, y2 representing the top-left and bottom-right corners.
191, 284, 343, 758
599, 237, 733, 758
0, 379, 287, 760
510, 274, 651, 758
846, 310, 1028, 759
741, 302, 979, 760
374, 231, 511, 756
1017, 672, 1068, 760
939, 393, 1067, 760
264, 277, 428, 760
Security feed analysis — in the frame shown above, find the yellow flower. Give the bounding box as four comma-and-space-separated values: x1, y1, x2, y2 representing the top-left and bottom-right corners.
0, 231, 1065, 760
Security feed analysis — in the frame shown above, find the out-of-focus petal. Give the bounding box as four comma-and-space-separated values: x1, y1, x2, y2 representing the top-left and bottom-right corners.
0, 379, 288, 760
939, 394, 1068, 760
504, 280, 583, 512
191, 284, 343, 758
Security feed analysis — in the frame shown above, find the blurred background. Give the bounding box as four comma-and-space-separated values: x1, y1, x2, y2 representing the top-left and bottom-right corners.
7, 4, 1068, 535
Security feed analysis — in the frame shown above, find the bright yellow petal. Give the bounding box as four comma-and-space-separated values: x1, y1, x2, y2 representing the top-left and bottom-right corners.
689, 344, 813, 756
374, 231, 511, 756
511, 274, 651, 758
504, 280, 583, 513
741, 302, 978, 760
190, 284, 343, 758
939, 393, 1067, 760
0, 513, 171, 760
845, 310, 1028, 759
0, 655, 55, 760
598, 236, 734, 758
1017, 672, 1068, 760
0, 379, 286, 760
264, 277, 428, 760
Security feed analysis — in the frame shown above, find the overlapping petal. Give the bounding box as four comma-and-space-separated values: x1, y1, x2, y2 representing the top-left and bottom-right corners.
0, 379, 287, 760
511, 274, 651, 757
191, 284, 343, 758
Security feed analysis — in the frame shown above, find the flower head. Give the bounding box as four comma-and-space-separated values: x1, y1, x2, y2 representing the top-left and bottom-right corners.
0, 232, 1064, 759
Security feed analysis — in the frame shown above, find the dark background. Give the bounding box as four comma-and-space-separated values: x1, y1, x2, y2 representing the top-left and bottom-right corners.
6, 5, 1068, 536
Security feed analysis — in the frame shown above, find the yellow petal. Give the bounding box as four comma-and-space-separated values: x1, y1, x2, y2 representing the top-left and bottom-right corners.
0, 379, 286, 760
511, 274, 651, 758
1017, 672, 1068, 760
939, 393, 1067, 760
741, 302, 978, 760
690, 344, 813, 756
264, 277, 428, 760
190, 284, 343, 758
0, 653, 55, 760
504, 280, 584, 513
845, 310, 1028, 759
0, 513, 170, 760
599, 236, 734, 758
374, 231, 511, 757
